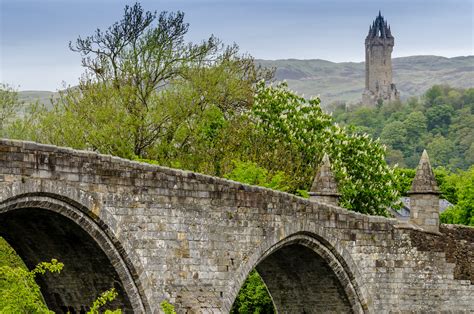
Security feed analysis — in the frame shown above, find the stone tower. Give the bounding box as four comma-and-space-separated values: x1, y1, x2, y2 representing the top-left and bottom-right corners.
362, 11, 399, 106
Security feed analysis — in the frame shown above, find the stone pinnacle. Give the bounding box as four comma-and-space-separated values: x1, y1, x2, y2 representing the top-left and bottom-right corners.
409, 150, 440, 195
310, 153, 340, 196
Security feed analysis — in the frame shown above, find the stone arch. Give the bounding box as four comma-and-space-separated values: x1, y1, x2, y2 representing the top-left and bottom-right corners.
0, 193, 149, 313
227, 231, 372, 313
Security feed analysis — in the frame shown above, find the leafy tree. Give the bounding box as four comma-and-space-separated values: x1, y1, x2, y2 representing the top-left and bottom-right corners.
231, 270, 274, 314
380, 121, 407, 151
425, 104, 453, 133
247, 81, 332, 190
0, 259, 63, 313
440, 166, 474, 226
0, 237, 27, 270
247, 82, 400, 215
1, 238, 122, 313
404, 111, 427, 143
448, 108, 474, 156
427, 135, 455, 168
62, 3, 220, 157
385, 148, 406, 167
346, 107, 380, 136
424, 85, 444, 104
0, 84, 21, 135
332, 85, 473, 170
225, 160, 290, 192
20, 3, 271, 163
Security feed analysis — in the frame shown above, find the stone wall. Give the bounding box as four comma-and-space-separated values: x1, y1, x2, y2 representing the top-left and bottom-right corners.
0, 139, 472, 313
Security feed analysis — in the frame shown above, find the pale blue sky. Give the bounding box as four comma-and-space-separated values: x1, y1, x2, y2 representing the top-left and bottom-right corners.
1, 0, 473, 91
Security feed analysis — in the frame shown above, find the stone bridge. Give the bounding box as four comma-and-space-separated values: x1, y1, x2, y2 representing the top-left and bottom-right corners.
0, 139, 472, 313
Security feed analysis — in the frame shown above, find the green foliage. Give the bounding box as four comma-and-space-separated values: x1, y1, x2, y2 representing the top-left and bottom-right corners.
393, 168, 416, 196
0, 237, 28, 270
0, 84, 22, 135
160, 300, 176, 314
88, 288, 121, 314
0, 238, 121, 313
0, 259, 63, 313
439, 166, 474, 226
4, 3, 399, 216
225, 160, 290, 192
231, 270, 274, 314
247, 81, 400, 215
9, 4, 271, 177
380, 121, 407, 151
333, 85, 474, 170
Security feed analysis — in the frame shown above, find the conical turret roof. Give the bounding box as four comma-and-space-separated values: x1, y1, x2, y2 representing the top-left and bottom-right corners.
310, 154, 340, 196
409, 150, 440, 194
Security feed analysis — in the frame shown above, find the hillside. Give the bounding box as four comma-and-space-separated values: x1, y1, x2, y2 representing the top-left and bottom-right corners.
258, 55, 474, 105
18, 55, 474, 108
18, 90, 57, 111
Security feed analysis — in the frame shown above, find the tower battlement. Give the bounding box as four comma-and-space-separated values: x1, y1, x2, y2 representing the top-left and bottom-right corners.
362, 11, 399, 106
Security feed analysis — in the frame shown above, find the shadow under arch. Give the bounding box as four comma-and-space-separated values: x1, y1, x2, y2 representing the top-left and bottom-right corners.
0, 193, 149, 313
229, 232, 372, 313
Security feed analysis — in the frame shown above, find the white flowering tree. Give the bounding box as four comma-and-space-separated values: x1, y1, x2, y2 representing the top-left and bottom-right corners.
248, 81, 400, 215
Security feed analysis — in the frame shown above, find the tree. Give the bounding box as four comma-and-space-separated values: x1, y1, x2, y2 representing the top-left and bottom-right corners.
404, 111, 427, 140
380, 121, 407, 151
21, 2, 272, 168
385, 148, 406, 167
231, 270, 274, 314
440, 166, 474, 226
425, 104, 453, 133
0, 238, 122, 313
65, 3, 220, 157
332, 85, 473, 170
0, 84, 21, 135
246, 81, 332, 191
424, 85, 444, 105
224, 160, 290, 192
0, 259, 63, 313
246, 82, 400, 215
427, 135, 455, 168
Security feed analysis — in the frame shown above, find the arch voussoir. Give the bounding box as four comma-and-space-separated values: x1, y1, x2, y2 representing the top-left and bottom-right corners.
227, 226, 373, 313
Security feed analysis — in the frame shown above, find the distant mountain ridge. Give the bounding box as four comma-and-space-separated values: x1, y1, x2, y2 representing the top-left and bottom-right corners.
19, 55, 473, 107
257, 55, 474, 106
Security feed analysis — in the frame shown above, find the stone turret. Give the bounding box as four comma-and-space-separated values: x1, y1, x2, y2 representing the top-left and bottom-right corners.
408, 150, 440, 233
362, 11, 399, 106
309, 154, 340, 206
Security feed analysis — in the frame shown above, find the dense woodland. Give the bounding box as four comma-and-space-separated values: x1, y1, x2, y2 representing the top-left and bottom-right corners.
0, 3, 473, 313
332, 85, 474, 170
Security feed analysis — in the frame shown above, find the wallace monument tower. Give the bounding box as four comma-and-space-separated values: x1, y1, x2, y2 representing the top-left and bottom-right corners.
362, 11, 399, 105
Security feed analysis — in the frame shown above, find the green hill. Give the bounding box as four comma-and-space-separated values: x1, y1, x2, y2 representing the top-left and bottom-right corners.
18, 55, 473, 108
258, 55, 474, 105
17, 90, 57, 113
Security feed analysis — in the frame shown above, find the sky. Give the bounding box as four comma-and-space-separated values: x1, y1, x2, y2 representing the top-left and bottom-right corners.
0, 0, 473, 91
